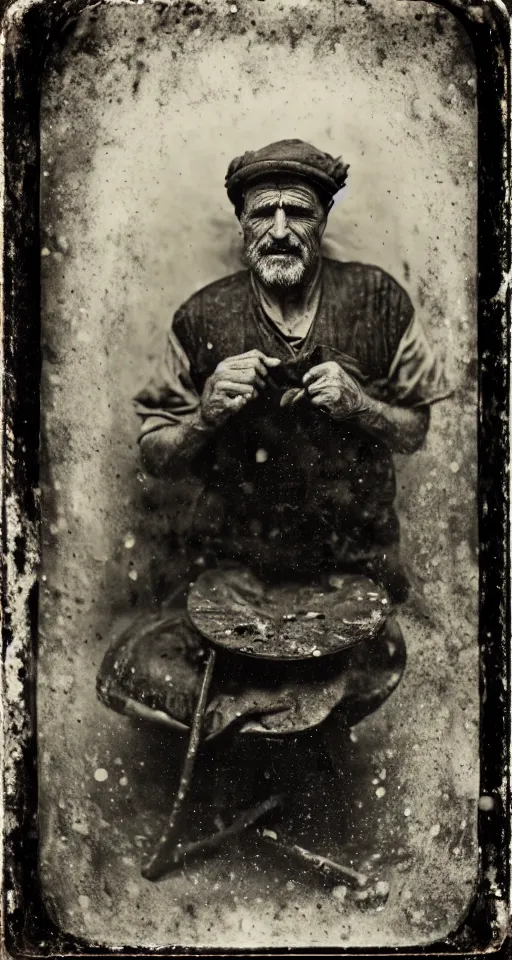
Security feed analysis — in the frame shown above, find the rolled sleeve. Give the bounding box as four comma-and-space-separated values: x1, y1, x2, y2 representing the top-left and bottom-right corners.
133, 311, 201, 441
382, 315, 453, 408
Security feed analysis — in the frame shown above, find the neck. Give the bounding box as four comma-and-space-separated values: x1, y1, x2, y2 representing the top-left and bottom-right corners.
252, 256, 323, 336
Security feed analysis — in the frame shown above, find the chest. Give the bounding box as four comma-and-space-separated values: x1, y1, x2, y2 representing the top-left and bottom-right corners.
189, 283, 392, 394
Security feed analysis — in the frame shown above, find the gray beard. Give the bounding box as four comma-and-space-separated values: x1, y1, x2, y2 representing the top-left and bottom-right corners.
250, 254, 307, 289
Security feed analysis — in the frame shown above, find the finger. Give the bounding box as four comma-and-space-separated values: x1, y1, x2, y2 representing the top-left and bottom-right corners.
253, 373, 267, 390
221, 356, 264, 370
280, 387, 304, 408
220, 358, 268, 379
302, 363, 332, 385
234, 367, 266, 389
225, 394, 249, 410
309, 392, 331, 408
236, 350, 281, 368
216, 367, 265, 389
290, 387, 306, 405
241, 371, 267, 390
237, 354, 281, 370
215, 380, 256, 397
306, 377, 333, 396
253, 360, 268, 379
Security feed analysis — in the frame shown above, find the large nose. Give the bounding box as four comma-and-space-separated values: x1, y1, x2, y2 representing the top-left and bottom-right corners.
269, 206, 289, 240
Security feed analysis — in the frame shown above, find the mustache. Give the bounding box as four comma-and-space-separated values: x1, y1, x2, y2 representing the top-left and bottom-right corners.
256, 239, 304, 256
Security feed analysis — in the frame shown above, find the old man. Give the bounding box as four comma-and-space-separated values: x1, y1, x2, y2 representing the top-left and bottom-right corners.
135, 139, 449, 599
98, 139, 450, 741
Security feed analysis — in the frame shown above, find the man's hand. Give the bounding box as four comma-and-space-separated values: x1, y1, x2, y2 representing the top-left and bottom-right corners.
201, 349, 281, 428
302, 361, 368, 419
297, 359, 429, 454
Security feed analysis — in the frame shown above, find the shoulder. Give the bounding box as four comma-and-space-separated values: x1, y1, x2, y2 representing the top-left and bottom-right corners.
176, 270, 251, 322
170, 270, 250, 371
323, 257, 412, 302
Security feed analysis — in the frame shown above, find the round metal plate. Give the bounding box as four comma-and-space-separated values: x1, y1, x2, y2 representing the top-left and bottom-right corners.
187, 566, 391, 661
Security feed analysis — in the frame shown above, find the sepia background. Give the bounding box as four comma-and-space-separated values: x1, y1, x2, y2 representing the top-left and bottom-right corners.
39, 0, 478, 949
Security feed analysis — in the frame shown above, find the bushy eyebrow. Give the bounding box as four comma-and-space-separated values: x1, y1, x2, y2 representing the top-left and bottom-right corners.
248, 201, 317, 217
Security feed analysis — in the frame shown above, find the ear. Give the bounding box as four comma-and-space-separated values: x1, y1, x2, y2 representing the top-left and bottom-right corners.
318, 217, 327, 240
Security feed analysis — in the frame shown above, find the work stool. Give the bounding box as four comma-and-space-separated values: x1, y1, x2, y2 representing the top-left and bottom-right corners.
97, 565, 406, 888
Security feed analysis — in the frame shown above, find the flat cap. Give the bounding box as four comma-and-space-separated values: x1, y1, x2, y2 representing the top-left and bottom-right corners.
225, 138, 349, 210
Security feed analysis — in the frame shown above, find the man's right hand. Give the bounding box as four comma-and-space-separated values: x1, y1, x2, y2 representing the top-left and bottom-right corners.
201, 349, 281, 428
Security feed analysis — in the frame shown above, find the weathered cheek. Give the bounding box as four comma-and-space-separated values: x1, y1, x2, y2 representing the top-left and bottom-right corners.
241, 224, 253, 244
246, 223, 267, 243
297, 225, 321, 249
290, 223, 309, 241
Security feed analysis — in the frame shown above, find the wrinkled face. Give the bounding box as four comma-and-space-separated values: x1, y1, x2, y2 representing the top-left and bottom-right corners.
239, 180, 327, 290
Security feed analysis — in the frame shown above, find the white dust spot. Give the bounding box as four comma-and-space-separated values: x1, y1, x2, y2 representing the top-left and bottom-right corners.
331, 884, 347, 901
71, 821, 89, 836
375, 880, 389, 898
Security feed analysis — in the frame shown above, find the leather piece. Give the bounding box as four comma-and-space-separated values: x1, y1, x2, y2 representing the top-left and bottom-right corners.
97, 597, 405, 740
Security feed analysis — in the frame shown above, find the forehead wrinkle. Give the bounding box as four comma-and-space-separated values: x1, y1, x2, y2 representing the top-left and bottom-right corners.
243, 180, 322, 212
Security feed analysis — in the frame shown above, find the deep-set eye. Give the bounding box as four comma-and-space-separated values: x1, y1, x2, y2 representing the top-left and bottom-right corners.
288, 204, 316, 215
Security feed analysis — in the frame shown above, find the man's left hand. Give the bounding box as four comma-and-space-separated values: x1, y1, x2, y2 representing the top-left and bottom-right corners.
302, 361, 369, 419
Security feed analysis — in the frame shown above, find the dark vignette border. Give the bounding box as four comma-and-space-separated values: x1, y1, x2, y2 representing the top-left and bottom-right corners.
1, 0, 510, 956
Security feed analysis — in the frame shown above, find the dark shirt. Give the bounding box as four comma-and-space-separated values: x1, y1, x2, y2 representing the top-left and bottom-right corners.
134, 258, 451, 599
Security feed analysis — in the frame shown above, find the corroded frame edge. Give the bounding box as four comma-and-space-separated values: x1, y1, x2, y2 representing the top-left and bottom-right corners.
0, 0, 509, 955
